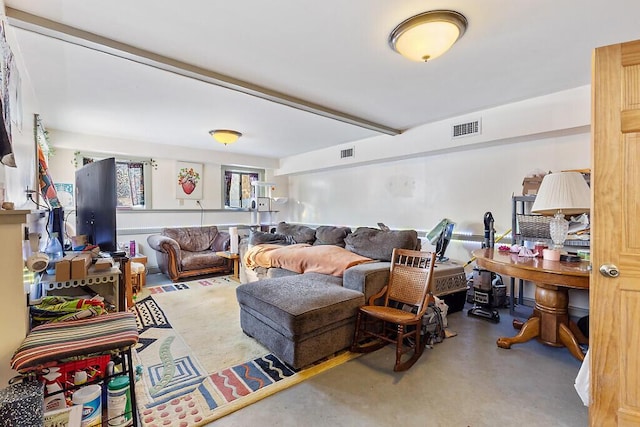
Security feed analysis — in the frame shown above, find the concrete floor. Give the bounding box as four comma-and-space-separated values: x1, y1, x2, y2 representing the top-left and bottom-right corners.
143, 274, 587, 426
208, 304, 588, 427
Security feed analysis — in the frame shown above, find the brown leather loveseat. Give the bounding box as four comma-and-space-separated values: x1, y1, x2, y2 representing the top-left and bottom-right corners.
147, 226, 232, 282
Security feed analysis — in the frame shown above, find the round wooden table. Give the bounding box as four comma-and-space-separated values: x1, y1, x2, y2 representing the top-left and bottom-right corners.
472, 248, 590, 361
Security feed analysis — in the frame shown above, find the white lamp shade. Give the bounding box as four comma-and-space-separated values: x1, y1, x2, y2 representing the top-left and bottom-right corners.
531, 172, 591, 216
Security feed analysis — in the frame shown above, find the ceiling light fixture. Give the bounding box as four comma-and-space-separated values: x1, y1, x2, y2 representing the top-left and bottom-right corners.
389, 10, 468, 62
209, 129, 242, 145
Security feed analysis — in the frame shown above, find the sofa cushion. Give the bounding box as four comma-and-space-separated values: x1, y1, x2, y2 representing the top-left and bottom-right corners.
313, 226, 352, 247
162, 226, 218, 252
249, 230, 295, 246
236, 273, 364, 339
344, 227, 419, 262
275, 222, 316, 244
181, 251, 227, 271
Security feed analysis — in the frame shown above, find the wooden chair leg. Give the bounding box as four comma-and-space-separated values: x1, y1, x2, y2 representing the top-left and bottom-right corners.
350, 312, 363, 352
351, 312, 386, 353
395, 324, 405, 370
394, 323, 425, 372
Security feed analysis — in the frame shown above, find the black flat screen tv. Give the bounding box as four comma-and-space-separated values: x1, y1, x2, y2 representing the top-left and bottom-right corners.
75, 157, 117, 252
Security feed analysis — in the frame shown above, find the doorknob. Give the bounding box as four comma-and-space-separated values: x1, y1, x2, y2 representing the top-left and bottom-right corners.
599, 264, 620, 278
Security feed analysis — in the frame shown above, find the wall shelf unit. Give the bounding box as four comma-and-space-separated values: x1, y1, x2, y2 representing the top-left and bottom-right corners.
510, 195, 536, 314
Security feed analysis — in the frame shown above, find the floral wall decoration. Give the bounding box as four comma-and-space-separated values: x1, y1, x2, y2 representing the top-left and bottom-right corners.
176, 161, 203, 199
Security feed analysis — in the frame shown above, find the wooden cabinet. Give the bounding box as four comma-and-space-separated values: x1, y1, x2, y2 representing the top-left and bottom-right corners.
0, 210, 31, 386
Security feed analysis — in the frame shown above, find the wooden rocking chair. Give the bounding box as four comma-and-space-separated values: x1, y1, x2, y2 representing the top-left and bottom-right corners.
350, 248, 436, 371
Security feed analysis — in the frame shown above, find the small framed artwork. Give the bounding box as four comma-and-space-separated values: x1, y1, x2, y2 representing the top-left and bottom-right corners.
176, 161, 203, 199
53, 183, 74, 209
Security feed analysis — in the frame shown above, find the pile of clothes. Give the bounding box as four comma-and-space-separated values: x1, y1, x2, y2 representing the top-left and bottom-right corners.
30, 296, 106, 326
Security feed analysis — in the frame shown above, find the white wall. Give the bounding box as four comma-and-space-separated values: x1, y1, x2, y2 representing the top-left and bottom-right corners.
286, 132, 590, 245
1, 29, 38, 208
281, 88, 592, 313
282, 87, 592, 246
277, 86, 590, 175
286, 131, 590, 306
0, 4, 43, 385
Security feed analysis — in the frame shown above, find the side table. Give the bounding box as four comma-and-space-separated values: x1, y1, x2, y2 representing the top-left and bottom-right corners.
216, 251, 240, 282
129, 254, 148, 288
40, 266, 122, 311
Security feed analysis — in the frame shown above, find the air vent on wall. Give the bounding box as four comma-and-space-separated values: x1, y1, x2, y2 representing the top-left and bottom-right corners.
452, 118, 481, 139
340, 147, 355, 159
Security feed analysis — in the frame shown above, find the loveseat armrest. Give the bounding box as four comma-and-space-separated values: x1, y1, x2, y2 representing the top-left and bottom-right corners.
211, 231, 231, 252
147, 234, 181, 257
343, 262, 390, 301
147, 234, 184, 281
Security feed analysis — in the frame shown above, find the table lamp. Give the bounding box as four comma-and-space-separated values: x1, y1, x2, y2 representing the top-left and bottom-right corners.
530, 171, 591, 250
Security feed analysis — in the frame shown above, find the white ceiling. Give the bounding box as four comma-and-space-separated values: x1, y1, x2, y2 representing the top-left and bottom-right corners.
6, 1, 640, 159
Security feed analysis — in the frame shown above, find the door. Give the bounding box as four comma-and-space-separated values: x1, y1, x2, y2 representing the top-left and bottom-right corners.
591, 39, 640, 425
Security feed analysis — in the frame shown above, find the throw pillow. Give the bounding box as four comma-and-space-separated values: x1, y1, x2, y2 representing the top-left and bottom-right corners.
313, 225, 352, 247
275, 222, 316, 244
249, 230, 295, 246
344, 227, 419, 261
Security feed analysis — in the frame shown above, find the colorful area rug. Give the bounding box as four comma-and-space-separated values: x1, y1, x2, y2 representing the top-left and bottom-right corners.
131, 276, 358, 426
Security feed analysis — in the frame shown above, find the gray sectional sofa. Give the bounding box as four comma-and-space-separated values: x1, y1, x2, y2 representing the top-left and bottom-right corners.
236, 222, 466, 369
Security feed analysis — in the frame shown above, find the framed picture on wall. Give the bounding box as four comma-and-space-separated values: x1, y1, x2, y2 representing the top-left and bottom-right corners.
176, 161, 203, 200
53, 183, 74, 208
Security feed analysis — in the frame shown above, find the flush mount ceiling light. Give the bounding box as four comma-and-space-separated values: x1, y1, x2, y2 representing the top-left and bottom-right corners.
389, 10, 468, 62
209, 129, 242, 145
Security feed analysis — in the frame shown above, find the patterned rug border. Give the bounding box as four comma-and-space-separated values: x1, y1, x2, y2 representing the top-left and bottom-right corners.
144, 277, 229, 294
194, 351, 361, 426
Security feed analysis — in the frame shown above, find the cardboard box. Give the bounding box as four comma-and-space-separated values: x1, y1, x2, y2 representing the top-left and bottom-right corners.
522, 175, 544, 195
54, 259, 71, 282
93, 258, 113, 271
62, 252, 93, 280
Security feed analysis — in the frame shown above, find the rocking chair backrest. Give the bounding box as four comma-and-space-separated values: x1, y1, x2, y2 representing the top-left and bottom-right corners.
385, 249, 436, 316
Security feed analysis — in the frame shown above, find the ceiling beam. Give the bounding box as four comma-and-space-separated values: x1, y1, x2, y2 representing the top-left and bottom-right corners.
6, 7, 401, 136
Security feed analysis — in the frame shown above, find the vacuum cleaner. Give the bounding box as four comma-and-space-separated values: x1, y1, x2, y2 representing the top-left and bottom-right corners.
467, 211, 502, 323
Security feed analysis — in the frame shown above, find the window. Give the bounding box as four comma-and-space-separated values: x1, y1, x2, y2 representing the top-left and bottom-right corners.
222, 166, 262, 208
77, 153, 152, 209
115, 161, 145, 208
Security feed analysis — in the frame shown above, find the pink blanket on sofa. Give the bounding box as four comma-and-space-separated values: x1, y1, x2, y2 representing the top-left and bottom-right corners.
243, 243, 373, 277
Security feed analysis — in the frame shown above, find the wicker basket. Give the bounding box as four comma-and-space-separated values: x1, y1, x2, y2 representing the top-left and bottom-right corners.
516, 214, 551, 240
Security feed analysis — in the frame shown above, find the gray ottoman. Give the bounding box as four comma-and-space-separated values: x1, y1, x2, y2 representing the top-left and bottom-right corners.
236, 273, 365, 369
